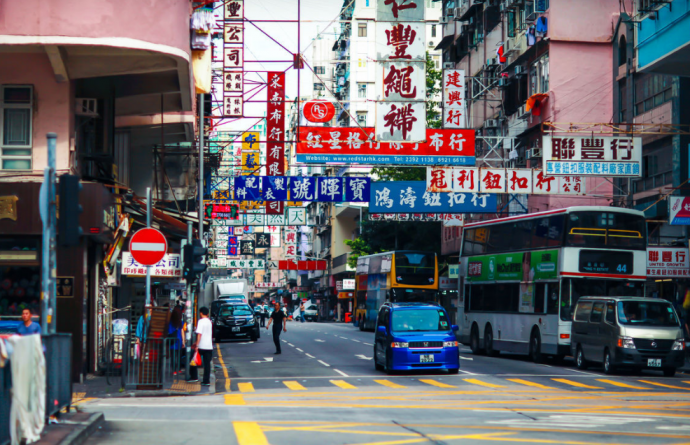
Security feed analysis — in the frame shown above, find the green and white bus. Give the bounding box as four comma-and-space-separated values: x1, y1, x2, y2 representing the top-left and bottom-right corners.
458, 206, 647, 361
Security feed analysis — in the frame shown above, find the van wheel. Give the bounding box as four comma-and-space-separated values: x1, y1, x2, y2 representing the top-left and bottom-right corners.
603, 349, 616, 375
383, 349, 393, 374
575, 345, 588, 370
470, 324, 484, 355
374, 346, 384, 371
529, 330, 543, 363
484, 325, 498, 357
663, 367, 676, 377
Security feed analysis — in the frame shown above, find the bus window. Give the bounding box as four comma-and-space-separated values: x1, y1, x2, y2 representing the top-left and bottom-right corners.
565, 211, 646, 250
464, 285, 470, 311
533, 215, 565, 248
534, 283, 546, 314
394, 252, 436, 285
560, 278, 573, 321
547, 285, 559, 315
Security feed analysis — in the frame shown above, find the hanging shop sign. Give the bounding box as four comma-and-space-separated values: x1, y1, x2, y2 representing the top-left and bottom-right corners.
426, 167, 586, 195
442, 69, 467, 128
209, 208, 308, 227
225, 1, 243, 20
256, 282, 282, 288
227, 259, 266, 269
303, 100, 336, 123
204, 203, 240, 220
239, 240, 255, 255
543, 136, 642, 177
224, 71, 243, 93
235, 176, 370, 203
342, 279, 356, 290
369, 213, 465, 222
256, 232, 271, 247
370, 181, 497, 213
669, 197, 690, 225
296, 127, 474, 165
267, 260, 328, 271
647, 247, 690, 277
122, 252, 182, 277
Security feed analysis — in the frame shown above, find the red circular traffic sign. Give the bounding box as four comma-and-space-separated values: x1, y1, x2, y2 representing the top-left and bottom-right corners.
129, 228, 168, 266
303, 100, 335, 123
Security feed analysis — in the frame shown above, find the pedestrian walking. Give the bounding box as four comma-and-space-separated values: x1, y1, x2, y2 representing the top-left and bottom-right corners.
266, 302, 286, 354
17, 308, 41, 335
299, 302, 306, 323
168, 306, 185, 371
258, 304, 267, 327
188, 307, 213, 386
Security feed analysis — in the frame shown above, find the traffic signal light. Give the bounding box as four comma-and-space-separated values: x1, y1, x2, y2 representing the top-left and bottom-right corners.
183, 239, 207, 282
58, 175, 83, 247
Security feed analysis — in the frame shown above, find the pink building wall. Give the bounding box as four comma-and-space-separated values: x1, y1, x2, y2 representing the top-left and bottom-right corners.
0, 0, 191, 57
0, 53, 73, 173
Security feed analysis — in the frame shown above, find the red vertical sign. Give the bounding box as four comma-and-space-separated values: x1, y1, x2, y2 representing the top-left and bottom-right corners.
266, 71, 285, 214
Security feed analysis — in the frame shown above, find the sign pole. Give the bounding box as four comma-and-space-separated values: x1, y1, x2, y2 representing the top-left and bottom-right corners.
145, 187, 152, 309
185, 220, 193, 381
40, 133, 58, 335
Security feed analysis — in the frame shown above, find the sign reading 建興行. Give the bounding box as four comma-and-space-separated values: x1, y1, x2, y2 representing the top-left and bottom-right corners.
543, 136, 642, 177
369, 181, 497, 213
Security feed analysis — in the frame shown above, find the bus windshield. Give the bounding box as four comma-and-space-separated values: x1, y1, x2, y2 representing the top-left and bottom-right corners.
391, 309, 450, 332
565, 211, 646, 250
389, 288, 438, 303
561, 278, 645, 321
394, 252, 435, 285
618, 301, 680, 327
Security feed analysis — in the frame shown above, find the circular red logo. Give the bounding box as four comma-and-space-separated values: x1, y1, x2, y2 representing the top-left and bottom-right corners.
303, 100, 335, 123
129, 228, 168, 266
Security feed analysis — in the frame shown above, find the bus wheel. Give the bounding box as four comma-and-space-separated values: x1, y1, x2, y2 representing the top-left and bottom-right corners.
470, 324, 484, 355
485, 325, 499, 357
359, 316, 364, 331
529, 330, 543, 363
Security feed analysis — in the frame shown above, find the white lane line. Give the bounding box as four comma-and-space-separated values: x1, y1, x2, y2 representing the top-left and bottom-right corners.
355, 354, 373, 360
315, 339, 325, 342
363, 343, 373, 346
340, 337, 349, 340
318, 360, 331, 367
351, 339, 361, 343
334, 369, 349, 377
305, 353, 315, 358
458, 369, 477, 375
296, 348, 304, 352
282, 339, 287, 343
287, 343, 295, 347
459, 355, 473, 361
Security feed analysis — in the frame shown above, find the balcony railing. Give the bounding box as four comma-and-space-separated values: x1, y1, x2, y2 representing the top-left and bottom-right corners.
633, 171, 672, 194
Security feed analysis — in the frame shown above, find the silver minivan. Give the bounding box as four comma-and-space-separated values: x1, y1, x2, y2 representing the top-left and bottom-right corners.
571, 297, 685, 376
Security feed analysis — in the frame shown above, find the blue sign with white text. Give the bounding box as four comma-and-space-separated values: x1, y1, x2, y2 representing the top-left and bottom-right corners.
369, 181, 497, 213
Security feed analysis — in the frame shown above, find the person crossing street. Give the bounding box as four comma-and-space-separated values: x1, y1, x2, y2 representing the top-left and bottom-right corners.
266, 302, 287, 354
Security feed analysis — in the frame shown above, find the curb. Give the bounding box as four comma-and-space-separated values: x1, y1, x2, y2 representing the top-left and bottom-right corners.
59, 412, 104, 445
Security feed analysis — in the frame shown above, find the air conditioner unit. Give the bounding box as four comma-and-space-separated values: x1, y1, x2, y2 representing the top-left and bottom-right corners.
443, 62, 455, 69
498, 77, 510, 88
514, 65, 525, 76
485, 119, 499, 128
487, 57, 498, 67
75, 98, 98, 117
428, 41, 435, 47
534, 0, 547, 12
446, 7, 455, 17
454, 7, 464, 18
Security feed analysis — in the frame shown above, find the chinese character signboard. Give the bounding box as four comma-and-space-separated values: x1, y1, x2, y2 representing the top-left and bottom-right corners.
543, 136, 642, 177
426, 167, 586, 195
443, 70, 467, 129
240, 240, 255, 255
232, 176, 370, 203
266, 72, 285, 176
227, 259, 265, 269
297, 127, 474, 165
647, 247, 689, 277
370, 181, 497, 213
223, 1, 244, 119
122, 252, 182, 278
369, 213, 465, 223
669, 197, 690, 225
375, 0, 426, 142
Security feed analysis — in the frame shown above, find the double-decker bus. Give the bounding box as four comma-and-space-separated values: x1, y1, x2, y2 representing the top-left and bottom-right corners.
354, 251, 439, 331
458, 206, 646, 361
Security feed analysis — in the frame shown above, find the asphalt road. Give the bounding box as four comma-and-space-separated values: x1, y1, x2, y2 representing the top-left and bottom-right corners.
82, 320, 690, 445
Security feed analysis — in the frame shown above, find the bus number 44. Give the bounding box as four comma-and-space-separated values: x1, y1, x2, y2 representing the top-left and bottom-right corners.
616, 264, 627, 273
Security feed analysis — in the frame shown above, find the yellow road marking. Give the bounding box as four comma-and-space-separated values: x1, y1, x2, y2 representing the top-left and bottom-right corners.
224, 394, 245, 405
216, 344, 231, 392
464, 379, 505, 388
283, 380, 307, 390
338, 432, 515, 445
330, 380, 357, 389
596, 379, 650, 390
506, 379, 555, 389
551, 379, 603, 389
238, 382, 255, 393
639, 380, 690, 391
233, 421, 268, 445
375, 379, 406, 389
419, 379, 456, 388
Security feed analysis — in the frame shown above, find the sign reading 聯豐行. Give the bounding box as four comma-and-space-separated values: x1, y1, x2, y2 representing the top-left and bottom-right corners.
369, 181, 497, 213
543, 136, 642, 177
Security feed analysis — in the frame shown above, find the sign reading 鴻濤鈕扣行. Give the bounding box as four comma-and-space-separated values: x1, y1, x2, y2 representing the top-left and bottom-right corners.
369, 181, 497, 213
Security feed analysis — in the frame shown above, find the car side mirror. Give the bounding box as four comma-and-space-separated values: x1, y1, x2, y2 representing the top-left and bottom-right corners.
377, 325, 387, 335
451, 325, 459, 332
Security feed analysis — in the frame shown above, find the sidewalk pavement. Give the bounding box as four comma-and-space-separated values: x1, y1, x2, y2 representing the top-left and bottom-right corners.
34, 412, 103, 445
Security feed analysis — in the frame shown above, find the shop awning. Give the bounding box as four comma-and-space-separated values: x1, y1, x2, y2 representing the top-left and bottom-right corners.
435, 35, 454, 51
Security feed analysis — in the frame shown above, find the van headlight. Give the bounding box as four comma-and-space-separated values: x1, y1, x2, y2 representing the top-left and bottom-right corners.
617, 336, 636, 349
391, 342, 408, 348
247, 317, 255, 325
443, 341, 458, 347
673, 339, 685, 351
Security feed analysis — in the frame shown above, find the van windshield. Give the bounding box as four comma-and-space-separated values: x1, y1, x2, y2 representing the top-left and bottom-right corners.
220, 305, 253, 317
391, 309, 450, 332
618, 301, 680, 327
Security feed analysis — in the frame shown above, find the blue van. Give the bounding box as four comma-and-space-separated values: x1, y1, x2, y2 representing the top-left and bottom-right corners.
374, 302, 460, 374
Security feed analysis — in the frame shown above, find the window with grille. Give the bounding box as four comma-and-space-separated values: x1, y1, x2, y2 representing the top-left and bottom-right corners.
1, 85, 33, 170
358, 23, 367, 37
634, 74, 672, 116
357, 112, 367, 126
358, 83, 367, 98
314, 66, 326, 75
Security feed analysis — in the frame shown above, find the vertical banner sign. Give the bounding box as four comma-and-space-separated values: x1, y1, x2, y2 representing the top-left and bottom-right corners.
443, 70, 467, 128
223, 1, 244, 117
241, 132, 260, 175
266, 71, 286, 214
375, 0, 426, 142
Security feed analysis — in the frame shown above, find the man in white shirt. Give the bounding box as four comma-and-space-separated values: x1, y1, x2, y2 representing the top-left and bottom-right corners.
188, 307, 213, 386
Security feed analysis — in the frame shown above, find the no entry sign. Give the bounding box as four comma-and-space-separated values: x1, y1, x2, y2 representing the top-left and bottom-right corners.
129, 228, 167, 266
